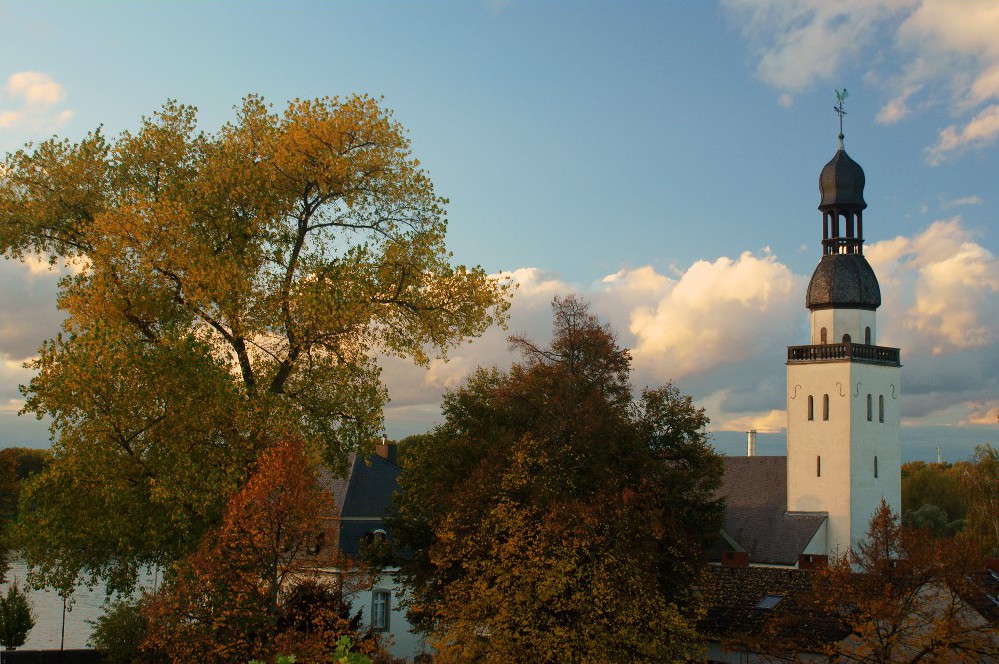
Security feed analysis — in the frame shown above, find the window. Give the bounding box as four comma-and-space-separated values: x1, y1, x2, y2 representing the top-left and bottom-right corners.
874, 455, 879, 478
822, 394, 829, 421
817, 456, 821, 477
842, 333, 851, 343
372, 590, 391, 631
867, 394, 872, 421
879, 395, 884, 423
865, 326, 871, 345
820, 327, 827, 344
756, 595, 784, 609
807, 395, 814, 421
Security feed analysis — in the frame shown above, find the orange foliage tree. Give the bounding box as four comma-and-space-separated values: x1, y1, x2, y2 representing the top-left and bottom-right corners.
744, 500, 999, 663
142, 438, 373, 662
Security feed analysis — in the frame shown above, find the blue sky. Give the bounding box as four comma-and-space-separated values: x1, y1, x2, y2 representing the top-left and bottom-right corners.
2, 1, 997, 461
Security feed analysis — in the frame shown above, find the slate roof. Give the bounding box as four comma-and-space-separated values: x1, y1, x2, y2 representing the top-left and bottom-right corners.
715, 456, 827, 566
819, 148, 867, 210
318, 452, 401, 559
806, 253, 881, 311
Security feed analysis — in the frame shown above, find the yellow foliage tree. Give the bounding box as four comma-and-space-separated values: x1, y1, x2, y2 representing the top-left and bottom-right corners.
0, 95, 509, 593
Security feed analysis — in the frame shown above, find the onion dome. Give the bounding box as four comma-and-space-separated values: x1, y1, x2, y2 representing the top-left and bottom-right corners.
806, 253, 881, 311
818, 142, 867, 211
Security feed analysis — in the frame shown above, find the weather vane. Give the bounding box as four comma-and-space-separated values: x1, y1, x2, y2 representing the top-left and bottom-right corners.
834, 89, 849, 141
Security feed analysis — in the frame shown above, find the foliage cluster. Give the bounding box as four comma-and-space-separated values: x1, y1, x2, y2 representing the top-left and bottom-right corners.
737, 500, 999, 663
900, 460, 968, 537
391, 296, 724, 661
0, 583, 34, 650
0, 95, 508, 595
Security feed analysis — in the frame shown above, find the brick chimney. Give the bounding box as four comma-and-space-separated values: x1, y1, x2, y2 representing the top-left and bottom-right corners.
374, 433, 398, 465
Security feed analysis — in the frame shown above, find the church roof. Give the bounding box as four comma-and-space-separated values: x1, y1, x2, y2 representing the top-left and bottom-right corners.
715, 456, 827, 566
819, 147, 867, 210
806, 253, 881, 311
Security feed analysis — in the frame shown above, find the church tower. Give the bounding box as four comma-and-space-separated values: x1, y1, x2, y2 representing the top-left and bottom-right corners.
786, 108, 902, 558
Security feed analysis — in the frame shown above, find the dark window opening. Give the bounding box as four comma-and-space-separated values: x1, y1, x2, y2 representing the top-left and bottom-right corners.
823, 394, 829, 421
874, 455, 879, 478
879, 395, 885, 423
867, 394, 873, 421
807, 395, 814, 421
821, 327, 828, 344
865, 326, 871, 344
817, 456, 821, 477
842, 333, 852, 343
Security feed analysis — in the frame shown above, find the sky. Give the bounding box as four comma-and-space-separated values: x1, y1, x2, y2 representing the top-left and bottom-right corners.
1, 0, 997, 461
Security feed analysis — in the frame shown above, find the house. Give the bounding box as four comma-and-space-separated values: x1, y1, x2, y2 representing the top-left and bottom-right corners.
319, 439, 430, 662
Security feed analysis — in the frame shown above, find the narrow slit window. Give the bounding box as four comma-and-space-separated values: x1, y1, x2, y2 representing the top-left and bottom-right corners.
820, 327, 828, 344
874, 455, 878, 478
867, 394, 872, 421
807, 395, 814, 421
865, 326, 871, 345
817, 456, 821, 477
823, 394, 829, 421
879, 395, 885, 423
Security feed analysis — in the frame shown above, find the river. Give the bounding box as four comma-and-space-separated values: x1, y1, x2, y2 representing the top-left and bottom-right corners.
1, 560, 158, 650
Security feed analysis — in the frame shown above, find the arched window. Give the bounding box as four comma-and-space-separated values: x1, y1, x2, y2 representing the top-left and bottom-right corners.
879, 395, 885, 423
807, 395, 814, 421
867, 394, 873, 421
816, 456, 821, 477
820, 327, 828, 344
822, 394, 829, 421
842, 333, 851, 343
865, 326, 871, 345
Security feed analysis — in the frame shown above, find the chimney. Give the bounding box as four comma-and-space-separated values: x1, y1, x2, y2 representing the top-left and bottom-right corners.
374, 433, 398, 465
747, 430, 757, 457
721, 551, 750, 567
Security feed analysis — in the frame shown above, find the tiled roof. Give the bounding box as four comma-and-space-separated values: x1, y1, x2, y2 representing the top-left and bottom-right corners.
700, 565, 814, 640
715, 456, 827, 566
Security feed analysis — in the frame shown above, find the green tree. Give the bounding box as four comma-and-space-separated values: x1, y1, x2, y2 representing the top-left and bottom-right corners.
391, 296, 724, 662
0, 583, 35, 650
0, 447, 50, 582
900, 460, 967, 536
0, 95, 509, 594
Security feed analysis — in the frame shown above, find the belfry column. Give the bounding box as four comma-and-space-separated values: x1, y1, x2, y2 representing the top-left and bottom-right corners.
786, 102, 901, 558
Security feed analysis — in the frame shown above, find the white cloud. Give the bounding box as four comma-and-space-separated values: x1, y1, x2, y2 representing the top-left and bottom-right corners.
947, 195, 983, 207
724, 1, 999, 162
0, 71, 75, 133
723, 0, 914, 93
868, 218, 999, 354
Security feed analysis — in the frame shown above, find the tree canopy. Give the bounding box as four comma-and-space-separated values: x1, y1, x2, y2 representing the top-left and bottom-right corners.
739, 500, 999, 663
390, 296, 724, 661
0, 95, 510, 593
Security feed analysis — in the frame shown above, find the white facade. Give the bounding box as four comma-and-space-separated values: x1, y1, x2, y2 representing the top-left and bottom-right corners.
786, 356, 901, 557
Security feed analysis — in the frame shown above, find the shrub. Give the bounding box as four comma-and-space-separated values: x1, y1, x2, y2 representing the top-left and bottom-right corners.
0, 583, 35, 650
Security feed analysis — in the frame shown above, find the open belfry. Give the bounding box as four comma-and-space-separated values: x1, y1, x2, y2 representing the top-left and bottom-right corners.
786, 95, 902, 558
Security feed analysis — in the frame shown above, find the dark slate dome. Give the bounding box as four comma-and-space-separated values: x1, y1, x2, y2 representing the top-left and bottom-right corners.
806, 253, 881, 310
819, 147, 867, 210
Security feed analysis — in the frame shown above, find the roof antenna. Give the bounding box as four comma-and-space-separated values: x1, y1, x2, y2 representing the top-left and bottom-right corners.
834, 89, 848, 149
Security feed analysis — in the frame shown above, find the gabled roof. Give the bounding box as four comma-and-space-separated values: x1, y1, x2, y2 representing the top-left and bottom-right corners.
715, 456, 827, 566
318, 452, 401, 558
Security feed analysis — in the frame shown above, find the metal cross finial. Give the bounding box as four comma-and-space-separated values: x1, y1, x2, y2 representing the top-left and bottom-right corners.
834, 89, 849, 145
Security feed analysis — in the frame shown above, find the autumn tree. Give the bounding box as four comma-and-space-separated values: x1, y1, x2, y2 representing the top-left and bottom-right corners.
141, 437, 380, 663
961, 444, 999, 558
0, 95, 510, 593
390, 296, 724, 661
744, 500, 999, 663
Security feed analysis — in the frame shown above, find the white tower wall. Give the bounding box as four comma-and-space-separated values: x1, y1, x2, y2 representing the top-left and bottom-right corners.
810, 308, 877, 345
787, 358, 900, 557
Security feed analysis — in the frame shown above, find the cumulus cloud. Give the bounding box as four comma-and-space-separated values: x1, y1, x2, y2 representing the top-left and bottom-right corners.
0, 71, 75, 133
868, 218, 999, 355
722, 0, 913, 96
724, 1, 999, 163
